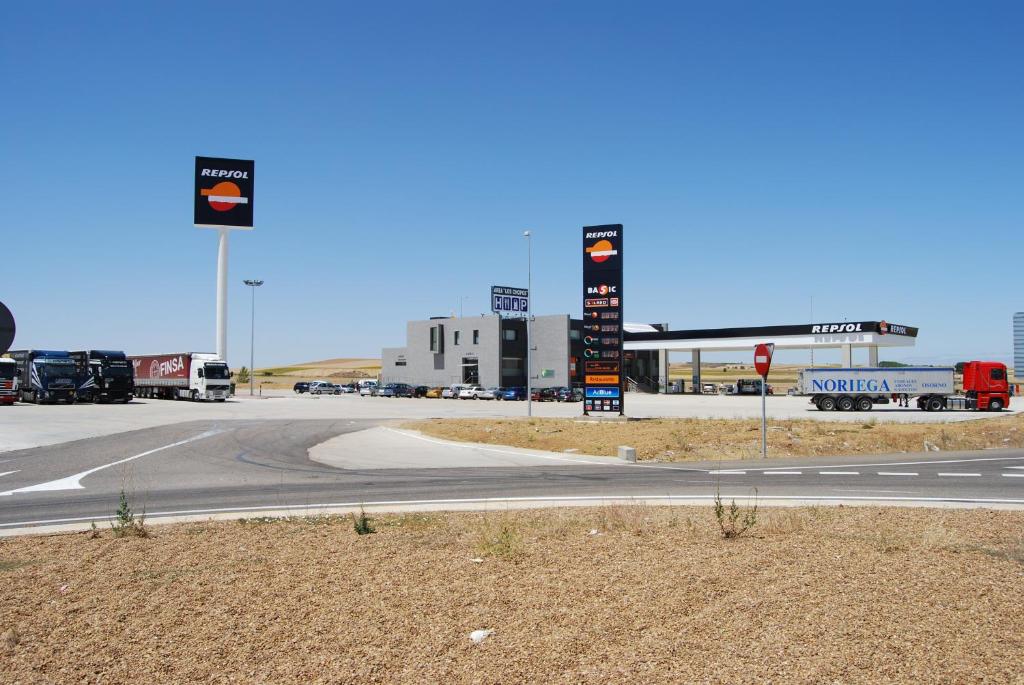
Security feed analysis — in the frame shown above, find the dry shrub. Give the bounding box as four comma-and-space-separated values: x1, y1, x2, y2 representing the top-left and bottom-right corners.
474, 516, 524, 560
919, 524, 961, 552
2, 627, 19, 652
760, 508, 807, 536
597, 503, 653, 535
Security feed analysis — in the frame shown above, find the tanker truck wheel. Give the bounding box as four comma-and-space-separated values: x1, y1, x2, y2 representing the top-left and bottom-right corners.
818, 396, 837, 411
926, 397, 944, 412
856, 396, 873, 411
989, 398, 1004, 411
837, 395, 855, 412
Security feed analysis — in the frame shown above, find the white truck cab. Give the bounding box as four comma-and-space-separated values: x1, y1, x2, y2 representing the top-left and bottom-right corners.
191, 353, 231, 401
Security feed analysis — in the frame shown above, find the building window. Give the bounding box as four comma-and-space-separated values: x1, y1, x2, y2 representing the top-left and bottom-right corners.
473, 330, 479, 345
429, 325, 443, 353
454, 331, 461, 345
503, 329, 517, 342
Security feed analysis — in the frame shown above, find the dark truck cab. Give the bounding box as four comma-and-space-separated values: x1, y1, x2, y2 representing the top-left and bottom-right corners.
71, 350, 135, 403
8, 350, 78, 404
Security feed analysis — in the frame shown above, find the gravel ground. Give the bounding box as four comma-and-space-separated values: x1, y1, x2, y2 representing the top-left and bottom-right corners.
405, 412, 1024, 461
1, 506, 1022, 683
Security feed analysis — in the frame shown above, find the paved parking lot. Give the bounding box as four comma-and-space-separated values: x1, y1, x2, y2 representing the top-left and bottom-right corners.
1, 390, 1017, 453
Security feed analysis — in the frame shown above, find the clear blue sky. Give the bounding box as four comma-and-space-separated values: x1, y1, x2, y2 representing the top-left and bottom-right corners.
2, 1, 1021, 366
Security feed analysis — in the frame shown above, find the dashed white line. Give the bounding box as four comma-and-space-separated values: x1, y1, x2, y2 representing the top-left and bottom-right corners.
0, 471, 20, 479
937, 473, 981, 477
1003, 474, 1024, 478
818, 471, 859, 475
708, 470, 747, 475
878, 472, 918, 476
765, 471, 802, 475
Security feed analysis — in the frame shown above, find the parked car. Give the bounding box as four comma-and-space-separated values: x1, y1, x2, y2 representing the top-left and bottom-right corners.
358, 381, 378, 396
293, 382, 309, 394
393, 383, 415, 398
443, 384, 471, 399
476, 387, 501, 400
413, 385, 430, 398
458, 385, 486, 399
557, 386, 583, 402
701, 382, 719, 395
309, 381, 340, 395
338, 383, 356, 394
500, 387, 527, 401
425, 387, 444, 398
531, 387, 558, 402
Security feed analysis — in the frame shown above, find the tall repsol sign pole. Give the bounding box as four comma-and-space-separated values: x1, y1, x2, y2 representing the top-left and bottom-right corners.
582, 224, 624, 416
194, 156, 254, 364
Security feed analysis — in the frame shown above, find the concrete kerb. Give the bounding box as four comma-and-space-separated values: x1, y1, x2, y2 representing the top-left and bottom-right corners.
3, 496, 1024, 538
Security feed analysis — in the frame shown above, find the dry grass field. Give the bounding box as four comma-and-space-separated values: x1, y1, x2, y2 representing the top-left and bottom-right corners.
242, 358, 382, 390
405, 412, 1024, 461
1, 506, 1022, 683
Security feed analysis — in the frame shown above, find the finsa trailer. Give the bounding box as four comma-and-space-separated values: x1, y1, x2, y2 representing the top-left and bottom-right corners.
129, 352, 231, 401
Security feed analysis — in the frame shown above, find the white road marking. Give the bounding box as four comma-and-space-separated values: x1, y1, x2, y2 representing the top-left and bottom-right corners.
708, 470, 747, 475
878, 472, 918, 476
716, 455, 1024, 474
765, 471, 802, 475
0, 471, 20, 479
937, 473, 981, 477
0, 430, 223, 497
818, 471, 859, 475
1002, 473, 1024, 478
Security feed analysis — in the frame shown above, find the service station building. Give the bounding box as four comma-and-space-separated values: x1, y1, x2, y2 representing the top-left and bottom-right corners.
381, 317, 919, 392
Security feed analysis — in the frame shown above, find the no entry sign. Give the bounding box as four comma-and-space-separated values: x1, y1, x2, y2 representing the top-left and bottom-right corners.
754, 343, 774, 377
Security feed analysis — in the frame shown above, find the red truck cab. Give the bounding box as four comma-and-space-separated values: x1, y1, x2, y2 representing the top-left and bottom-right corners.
961, 361, 1010, 411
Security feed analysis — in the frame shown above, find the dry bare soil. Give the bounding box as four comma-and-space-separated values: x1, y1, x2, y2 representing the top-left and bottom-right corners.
405, 412, 1024, 461
2, 506, 1023, 683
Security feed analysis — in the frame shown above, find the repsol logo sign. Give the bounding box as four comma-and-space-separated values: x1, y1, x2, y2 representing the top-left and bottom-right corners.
584, 230, 618, 239
812, 323, 863, 334
812, 378, 890, 393
200, 169, 249, 179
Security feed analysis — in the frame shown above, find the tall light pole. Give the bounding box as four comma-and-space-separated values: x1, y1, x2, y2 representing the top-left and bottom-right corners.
459, 295, 470, 319
524, 230, 532, 417
243, 279, 263, 396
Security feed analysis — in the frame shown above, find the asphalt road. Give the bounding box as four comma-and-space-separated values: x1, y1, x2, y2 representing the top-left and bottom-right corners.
1, 419, 1022, 530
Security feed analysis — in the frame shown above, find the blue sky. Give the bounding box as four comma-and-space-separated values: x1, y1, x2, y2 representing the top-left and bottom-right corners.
2, 1, 1021, 366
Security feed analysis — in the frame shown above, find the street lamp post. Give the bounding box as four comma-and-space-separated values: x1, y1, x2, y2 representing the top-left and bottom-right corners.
524, 230, 532, 418
243, 279, 264, 396
459, 295, 469, 319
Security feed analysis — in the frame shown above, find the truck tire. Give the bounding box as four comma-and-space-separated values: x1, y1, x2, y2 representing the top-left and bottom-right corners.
818, 396, 837, 411
926, 397, 944, 412
989, 398, 1004, 411
837, 395, 855, 412
856, 396, 873, 411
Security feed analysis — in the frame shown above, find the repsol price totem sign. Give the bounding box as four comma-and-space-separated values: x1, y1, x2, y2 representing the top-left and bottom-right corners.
582, 224, 624, 415
194, 156, 255, 229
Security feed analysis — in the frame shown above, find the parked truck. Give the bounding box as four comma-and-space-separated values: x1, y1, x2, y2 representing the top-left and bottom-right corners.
6, 350, 78, 404
71, 350, 135, 403
129, 352, 231, 401
0, 357, 17, 405
799, 361, 1009, 412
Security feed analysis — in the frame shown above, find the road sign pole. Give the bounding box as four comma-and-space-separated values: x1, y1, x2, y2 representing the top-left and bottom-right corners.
761, 375, 767, 458
216, 229, 229, 363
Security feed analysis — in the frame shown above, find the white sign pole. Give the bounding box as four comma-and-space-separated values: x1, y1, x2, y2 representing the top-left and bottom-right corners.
216, 229, 229, 363
761, 375, 767, 459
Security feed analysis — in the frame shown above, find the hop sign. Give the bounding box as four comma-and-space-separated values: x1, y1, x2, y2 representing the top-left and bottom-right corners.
754, 343, 774, 378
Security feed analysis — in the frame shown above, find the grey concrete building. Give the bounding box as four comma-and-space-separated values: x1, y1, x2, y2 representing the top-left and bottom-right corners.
382, 315, 583, 388
1015, 312, 1024, 378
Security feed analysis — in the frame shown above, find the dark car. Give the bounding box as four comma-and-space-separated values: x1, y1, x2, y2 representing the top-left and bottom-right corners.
413, 385, 430, 398
557, 386, 583, 402
293, 382, 309, 394
531, 387, 558, 402
500, 387, 527, 401
393, 383, 415, 398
